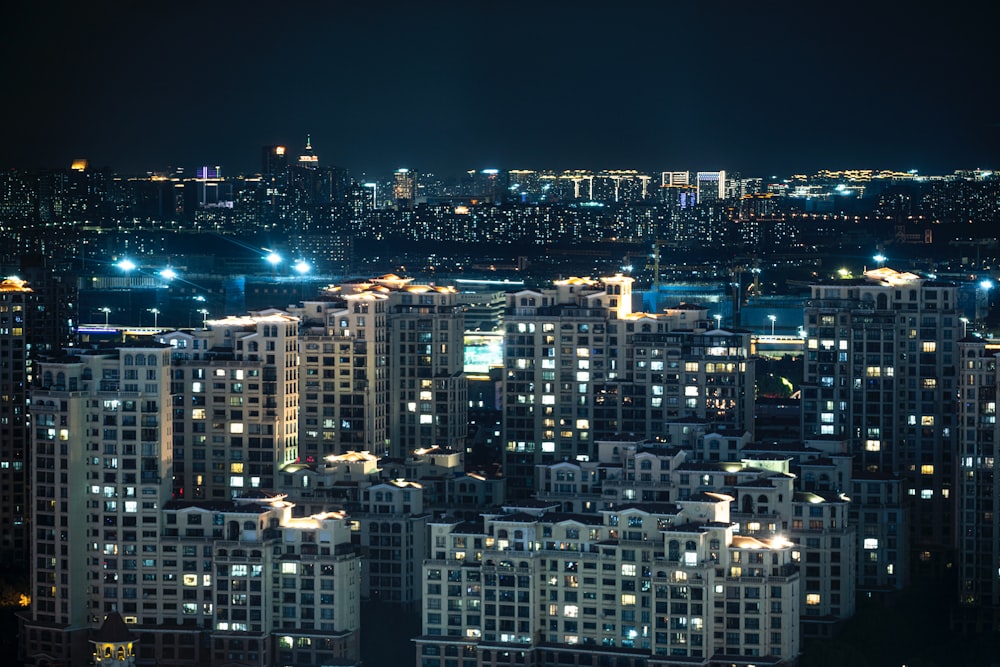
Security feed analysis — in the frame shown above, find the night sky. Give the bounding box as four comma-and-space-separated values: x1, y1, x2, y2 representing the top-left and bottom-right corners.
3, 1, 998, 177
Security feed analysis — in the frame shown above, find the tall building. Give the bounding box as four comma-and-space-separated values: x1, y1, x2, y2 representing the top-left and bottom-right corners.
19, 343, 362, 667
0, 277, 32, 566
159, 312, 300, 500
696, 170, 726, 203
20, 343, 174, 666
954, 338, 1000, 633
801, 267, 960, 587
502, 276, 754, 499
394, 169, 417, 210
290, 292, 390, 459
416, 495, 802, 666
381, 276, 467, 457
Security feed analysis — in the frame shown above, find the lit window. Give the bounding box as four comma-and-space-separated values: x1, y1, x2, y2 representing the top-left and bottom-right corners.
863, 538, 878, 550
281, 562, 298, 574
920, 489, 933, 499
806, 594, 820, 606
920, 465, 934, 475
922, 341, 936, 353
865, 440, 881, 452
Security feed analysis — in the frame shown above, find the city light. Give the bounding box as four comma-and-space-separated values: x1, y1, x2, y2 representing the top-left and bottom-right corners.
960, 316, 969, 337
148, 308, 160, 328
197, 308, 209, 328
99, 307, 111, 326
159, 267, 177, 281
768, 314, 777, 336
294, 260, 311, 275
713, 314, 722, 329
117, 258, 136, 272
873, 253, 887, 266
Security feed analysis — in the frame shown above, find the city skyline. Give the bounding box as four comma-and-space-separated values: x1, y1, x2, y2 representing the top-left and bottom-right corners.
3, 2, 998, 177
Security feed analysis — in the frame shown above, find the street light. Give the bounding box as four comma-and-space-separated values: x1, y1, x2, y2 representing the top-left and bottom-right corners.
100, 307, 111, 327
265, 252, 282, 277
713, 314, 722, 329
768, 314, 777, 336
293, 260, 310, 275
149, 308, 160, 328
159, 267, 177, 281
873, 253, 887, 267
197, 308, 209, 328
960, 316, 969, 337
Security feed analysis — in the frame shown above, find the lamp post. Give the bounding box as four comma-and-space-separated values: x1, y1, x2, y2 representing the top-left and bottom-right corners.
149, 308, 160, 328
768, 314, 777, 336
197, 309, 209, 329
265, 252, 282, 278
118, 258, 136, 324
713, 314, 722, 329
100, 307, 111, 327
960, 317, 969, 337
294, 260, 310, 300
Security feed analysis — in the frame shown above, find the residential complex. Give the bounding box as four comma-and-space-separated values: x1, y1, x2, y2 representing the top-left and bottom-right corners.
11, 264, 1000, 667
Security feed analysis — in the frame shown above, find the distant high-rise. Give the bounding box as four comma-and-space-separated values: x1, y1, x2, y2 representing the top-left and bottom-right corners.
298, 134, 319, 169
696, 170, 726, 203
393, 168, 417, 210
261, 144, 288, 176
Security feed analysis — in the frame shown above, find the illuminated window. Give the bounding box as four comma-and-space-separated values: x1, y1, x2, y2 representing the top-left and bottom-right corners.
182, 574, 198, 586
921, 378, 937, 389
863, 538, 878, 550
229, 423, 244, 434
806, 594, 820, 606
920, 489, 933, 499
921, 416, 934, 426
866, 366, 881, 377
563, 605, 579, 618
865, 440, 881, 452
920, 465, 934, 475
231, 463, 244, 474
281, 562, 298, 574
922, 341, 936, 353
685, 362, 699, 372
621, 564, 636, 576
621, 594, 636, 606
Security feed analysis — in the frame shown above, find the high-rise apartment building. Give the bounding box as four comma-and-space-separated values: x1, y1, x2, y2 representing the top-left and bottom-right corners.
382, 276, 467, 458
416, 495, 802, 666
19, 342, 362, 667
502, 276, 753, 499
159, 312, 300, 500
801, 267, 960, 586
20, 344, 174, 665
291, 292, 390, 459
290, 276, 466, 460
0, 277, 33, 566
954, 338, 1000, 633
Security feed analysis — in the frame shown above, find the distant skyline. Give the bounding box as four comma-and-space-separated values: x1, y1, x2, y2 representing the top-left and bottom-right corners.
3, 1, 998, 178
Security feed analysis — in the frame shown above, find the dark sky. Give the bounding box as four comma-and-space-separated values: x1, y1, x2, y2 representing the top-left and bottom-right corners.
3, 1, 998, 178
